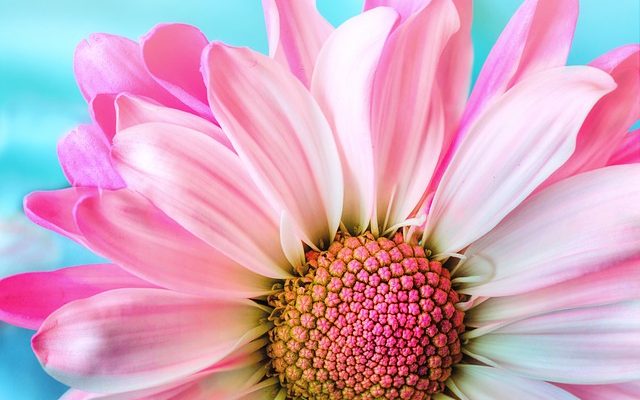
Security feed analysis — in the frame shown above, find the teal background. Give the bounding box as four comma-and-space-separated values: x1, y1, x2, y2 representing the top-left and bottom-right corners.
0, 0, 638, 398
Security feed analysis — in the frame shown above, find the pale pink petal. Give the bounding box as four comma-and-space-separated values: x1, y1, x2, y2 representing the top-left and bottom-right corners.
57, 124, 125, 189
0, 264, 154, 330
112, 122, 291, 279
33, 288, 269, 393
466, 301, 640, 384
204, 43, 343, 249
310, 7, 398, 234
23, 188, 92, 244
89, 94, 117, 141
262, 0, 333, 86
542, 45, 640, 188
74, 34, 186, 110
363, 0, 426, 23
456, 0, 578, 143
467, 259, 640, 327
114, 94, 232, 149
369, 0, 459, 233
449, 365, 578, 400
75, 189, 274, 297
279, 212, 305, 270
425, 66, 615, 254
458, 165, 640, 296
141, 23, 213, 120
60, 390, 99, 400
556, 382, 640, 400
608, 129, 640, 165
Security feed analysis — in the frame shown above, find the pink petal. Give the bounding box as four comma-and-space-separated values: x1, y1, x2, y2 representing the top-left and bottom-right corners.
608, 129, 640, 165
74, 33, 185, 111
60, 390, 99, 400
425, 66, 615, 254
75, 189, 273, 297
467, 259, 640, 327
89, 94, 117, 142
57, 124, 126, 189
369, 0, 459, 233
310, 7, 398, 234
203, 43, 343, 249
114, 94, 232, 149
542, 45, 640, 187
262, 0, 333, 86
466, 301, 640, 384
449, 365, 578, 400
363, 0, 427, 23
556, 382, 640, 400
23, 188, 92, 244
0, 264, 154, 330
33, 288, 269, 393
141, 24, 213, 120
112, 122, 291, 279
458, 164, 640, 296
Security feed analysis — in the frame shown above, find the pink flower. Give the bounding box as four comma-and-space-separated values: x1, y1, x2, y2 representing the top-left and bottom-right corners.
2, 0, 639, 398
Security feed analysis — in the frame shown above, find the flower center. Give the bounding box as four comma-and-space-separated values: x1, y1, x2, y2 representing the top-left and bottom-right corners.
267, 231, 465, 399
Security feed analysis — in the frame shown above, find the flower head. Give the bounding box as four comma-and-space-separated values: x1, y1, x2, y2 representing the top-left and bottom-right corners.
1, 0, 639, 399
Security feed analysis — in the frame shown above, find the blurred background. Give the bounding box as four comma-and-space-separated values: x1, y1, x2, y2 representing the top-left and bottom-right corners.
0, 0, 638, 398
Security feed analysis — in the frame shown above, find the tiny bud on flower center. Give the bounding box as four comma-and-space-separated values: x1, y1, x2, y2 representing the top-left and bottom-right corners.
267, 231, 465, 399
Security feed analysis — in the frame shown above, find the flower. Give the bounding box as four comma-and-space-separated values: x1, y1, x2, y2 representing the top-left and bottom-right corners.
1, 0, 639, 398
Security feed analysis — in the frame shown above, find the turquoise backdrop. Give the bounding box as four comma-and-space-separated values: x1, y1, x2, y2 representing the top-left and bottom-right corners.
0, 1, 638, 398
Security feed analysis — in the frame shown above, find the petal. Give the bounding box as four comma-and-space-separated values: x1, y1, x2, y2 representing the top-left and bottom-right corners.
449, 365, 578, 400
465, 301, 640, 384
114, 94, 232, 149
363, 0, 427, 23
556, 382, 640, 400
57, 124, 126, 189
111, 122, 291, 279
310, 7, 398, 234
141, 23, 213, 120
89, 94, 117, 142
425, 66, 615, 254
458, 164, 640, 296
33, 288, 269, 393
543, 45, 640, 187
608, 129, 640, 165
23, 188, 92, 244
370, 0, 459, 232
262, 0, 333, 86
456, 0, 578, 142
203, 43, 343, 249
74, 33, 185, 110
279, 212, 305, 270
75, 189, 274, 298
467, 259, 640, 327
0, 264, 154, 330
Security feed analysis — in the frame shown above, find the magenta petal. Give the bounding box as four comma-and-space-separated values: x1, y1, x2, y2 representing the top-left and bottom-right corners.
89, 94, 117, 142
608, 129, 640, 166
57, 124, 125, 189
0, 264, 155, 330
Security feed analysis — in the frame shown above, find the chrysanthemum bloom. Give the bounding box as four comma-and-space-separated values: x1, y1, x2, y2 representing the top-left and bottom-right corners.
1, 0, 639, 398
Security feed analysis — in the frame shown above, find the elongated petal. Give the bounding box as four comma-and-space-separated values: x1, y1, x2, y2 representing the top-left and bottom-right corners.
114, 94, 232, 149
57, 124, 125, 189
456, 0, 578, 142
556, 382, 640, 400
458, 165, 640, 296
74, 34, 185, 110
75, 189, 273, 297
89, 94, 117, 141
466, 301, 640, 384
449, 365, 578, 400
467, 259, 640, 326
363, 0, 426, 23
0, 264, 154, 330
23, 188, 92, 244
112, 122, 291, 278
33, 288, 269, 393
262, 0, 332, 86
204, 43, 343, 248
425, 67, 615, 254
608, 129, 640, 165
543, 45, 640, 187
370, 0, 459, 232
311, 7, 398, 234
141, 23, 213, 119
